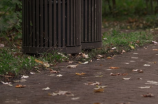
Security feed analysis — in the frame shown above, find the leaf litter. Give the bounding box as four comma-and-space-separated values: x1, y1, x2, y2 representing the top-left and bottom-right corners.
145, 81, 158, 85
42, 87, 50, 91
1, 81, 13, 86
84, 82, 101, 86
67, 65, 78, 68
49, 91, 74, 96
139, 86, 151, 89
15, 84, 26, 88
142, 93, 154, 97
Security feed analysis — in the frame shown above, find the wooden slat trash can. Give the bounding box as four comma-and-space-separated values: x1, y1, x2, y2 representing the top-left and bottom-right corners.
81, 0, 102, 49
22, 0, 81, 54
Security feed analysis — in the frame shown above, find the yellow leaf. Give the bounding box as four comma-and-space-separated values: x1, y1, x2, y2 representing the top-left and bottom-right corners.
129, 45, 135, 49
109, 67, 119, 69
94, 88, 104, 93
35, 59, 50, 68
76, 72, 86, 76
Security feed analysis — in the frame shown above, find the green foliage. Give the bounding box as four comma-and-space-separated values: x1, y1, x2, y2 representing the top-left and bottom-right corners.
0, 0, 22, 33
102, 0, 158, 17
0, 48, 36, 75
102, 29, 153, 50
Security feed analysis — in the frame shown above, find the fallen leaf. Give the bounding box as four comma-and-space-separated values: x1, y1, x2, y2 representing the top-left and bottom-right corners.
15, 84, 26, 88
111, 47, 116, 50
0, 44, 4, 48
123, 78, 131, 80
129, 45, 135, 49
21, 75, 29, 79
153, 49, 158, 51
142, 93, 154, 97
84, 82, 101, 86
76, 72, 86, 76
1, 81, 13, 86
49, 91, 74, 96
82, 53, 89, 59
139, 86, 151, 89
145, 81, 158, 85
67, 65, 78, 68
35, 59, 50, 68
97, 55, 104, 58
94, 88, 104, 93
109, 67, 119, 69
50, 70, 59, 73
144, 64, 150, 66
125, 63, 129, 64
30, 72, 35, 74
13, 79, 27, 83
132, 69, 139, 72
81, 61, 88, 64
42, 87, 50, 91
56, 74, 63, 77
107, 57, 112, 59
138, 70, 143, 73
122, 50, 126, 53
71, 97, 80, 100
152, 41, 157, 44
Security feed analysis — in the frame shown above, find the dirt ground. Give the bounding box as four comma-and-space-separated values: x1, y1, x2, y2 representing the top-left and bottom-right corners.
1, 32, 158, 104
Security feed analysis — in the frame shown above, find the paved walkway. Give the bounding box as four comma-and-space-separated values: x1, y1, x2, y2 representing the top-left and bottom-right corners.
1, 44, 158, 104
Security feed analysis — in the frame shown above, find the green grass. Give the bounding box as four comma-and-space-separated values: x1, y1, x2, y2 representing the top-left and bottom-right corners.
0, 48, 36, 75
102, 29, 153, 51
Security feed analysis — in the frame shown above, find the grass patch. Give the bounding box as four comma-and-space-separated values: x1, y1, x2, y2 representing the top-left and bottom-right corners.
102, 29, 153, 51
0, 48, 36, 75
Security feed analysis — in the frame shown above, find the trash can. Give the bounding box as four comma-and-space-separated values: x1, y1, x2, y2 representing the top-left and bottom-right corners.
22, 0, 81, 54
81, 0, 102, 49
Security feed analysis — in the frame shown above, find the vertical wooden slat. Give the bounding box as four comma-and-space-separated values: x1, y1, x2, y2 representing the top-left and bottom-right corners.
98, 0, 102, 41
30, 0, 33, 46
36, 0, 40, 47
92, 0, 94, 42
73, 0, 76, 45
26, 0, 28, 46
70, 0, 73, 46
22, 0, 25, 46
88, 0, 92, 42
58, 0, 61, 47
85, 0, 87, 42
40, 0, 43, 47
33, 0, 36, 47
75, 0, 81, 46
44, 0, 48, 47
94, 0, 97, 41
53, 0, 56, 47
67, 0, 70, 46
28, 0, 30, 46
81, 0, 84, 42
49, 0, 52, 47
62, 0, 65, 47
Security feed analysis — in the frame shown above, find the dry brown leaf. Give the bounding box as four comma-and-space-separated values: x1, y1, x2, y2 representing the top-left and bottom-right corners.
76, 72, 86, 76
143, 93, 154, 97
109, 67, 119, 69
153, 49, 158, 51
15, 84, 26, 88
107, 57, 112, 59
94, 88, 104, 93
